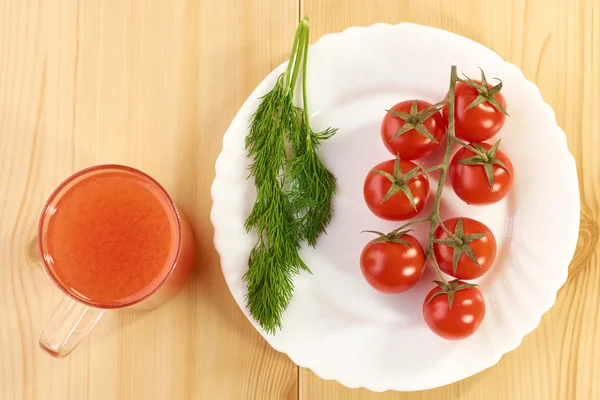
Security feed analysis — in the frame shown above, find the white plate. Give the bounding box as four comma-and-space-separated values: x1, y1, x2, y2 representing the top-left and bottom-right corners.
210, 23, 579, 391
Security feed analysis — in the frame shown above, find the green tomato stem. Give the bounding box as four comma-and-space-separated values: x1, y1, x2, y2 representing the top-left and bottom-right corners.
391, 215, 432, 234
452, 137, 484, 156
385, 66, 464, 285
415, 165, 443, 176
423, 66, 459, 284
437, 218, 456, 237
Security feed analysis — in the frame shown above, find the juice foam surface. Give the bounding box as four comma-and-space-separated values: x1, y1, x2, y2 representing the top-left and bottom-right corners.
46, 171, 178, 306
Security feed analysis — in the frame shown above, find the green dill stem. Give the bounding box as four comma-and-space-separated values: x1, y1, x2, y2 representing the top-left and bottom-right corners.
301, 24, 311, 129
284, 20, 306, 89
287, 17, 337, 247
289, 18, 309, 92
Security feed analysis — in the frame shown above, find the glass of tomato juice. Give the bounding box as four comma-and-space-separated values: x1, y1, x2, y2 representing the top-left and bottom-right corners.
37, 165, 195, 357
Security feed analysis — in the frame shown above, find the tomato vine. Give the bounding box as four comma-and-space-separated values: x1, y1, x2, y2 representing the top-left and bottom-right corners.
377, 65, 510, 303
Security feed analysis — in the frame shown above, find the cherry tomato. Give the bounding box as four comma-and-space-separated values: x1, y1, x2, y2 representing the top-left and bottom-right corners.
381, 100, 445, 160
363, 158, 430, 221
443, 80, 507, 142
433, 217, 497, 280
423, 281, 486, 340
360, 233, 426, 294
449, 142, 514, 205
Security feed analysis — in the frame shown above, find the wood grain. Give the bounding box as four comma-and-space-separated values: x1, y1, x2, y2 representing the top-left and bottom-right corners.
300, 0, 600, 399
0, 1, 299, 399
1, 0, 598, 399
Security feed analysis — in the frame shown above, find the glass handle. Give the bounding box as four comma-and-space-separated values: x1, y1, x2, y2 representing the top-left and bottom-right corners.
39, 296, 105, 357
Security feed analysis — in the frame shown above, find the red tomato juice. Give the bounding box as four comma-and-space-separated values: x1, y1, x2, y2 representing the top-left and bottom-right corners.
41, 166, 195, 309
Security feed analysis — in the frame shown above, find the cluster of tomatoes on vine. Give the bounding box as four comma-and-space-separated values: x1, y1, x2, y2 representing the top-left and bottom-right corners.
360, 68, 515, 340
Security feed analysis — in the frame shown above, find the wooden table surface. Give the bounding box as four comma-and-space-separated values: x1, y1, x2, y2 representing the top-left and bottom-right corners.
1, 0, 598, 399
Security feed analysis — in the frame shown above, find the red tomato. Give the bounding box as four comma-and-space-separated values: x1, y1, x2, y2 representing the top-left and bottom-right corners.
449, 142, 514, 205
443, 79, 507, 142
363, 158, 430, 221
433, 217, 497, 280
381, 100, 445, 160
423, 281, 486, 340
360, 233, 426, 293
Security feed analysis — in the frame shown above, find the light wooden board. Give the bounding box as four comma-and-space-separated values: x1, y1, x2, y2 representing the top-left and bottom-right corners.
300, 0, 600, 399
0, 1, 299, 399
1, 0, 598, 399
